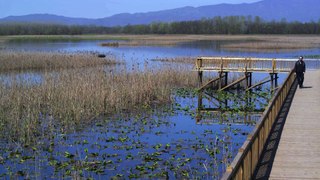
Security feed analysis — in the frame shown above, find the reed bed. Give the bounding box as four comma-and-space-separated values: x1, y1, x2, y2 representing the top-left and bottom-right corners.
151, 57, 196, 63
0, 60, 197, 144
100, 35, 320, 51
221, 35, 320, 52
0, 51, 119, 72
100, 42, 119, 47
221, 42, 314, 52
95, 34, 320, 50
4, 34, 320, 50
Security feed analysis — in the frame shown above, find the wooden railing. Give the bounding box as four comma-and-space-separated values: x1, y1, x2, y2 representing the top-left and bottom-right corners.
196, 57, 295, 73
221, 69, 296, 180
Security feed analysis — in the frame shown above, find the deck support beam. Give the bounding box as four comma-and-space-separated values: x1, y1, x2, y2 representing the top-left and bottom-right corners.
219, 74, 247, 91
198, 74, 226, 92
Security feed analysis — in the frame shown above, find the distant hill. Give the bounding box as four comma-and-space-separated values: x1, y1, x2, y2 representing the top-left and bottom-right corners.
97, 0, 320, 26
0, 0, 319, 26
0, 14, 96, 25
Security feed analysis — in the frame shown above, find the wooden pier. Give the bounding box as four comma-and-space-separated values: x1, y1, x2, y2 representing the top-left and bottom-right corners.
195, 57, 295, 93
195, 57, 293, 125
211, 55, 320, 179
269, 70, 320, 179
195, 57, 295, 73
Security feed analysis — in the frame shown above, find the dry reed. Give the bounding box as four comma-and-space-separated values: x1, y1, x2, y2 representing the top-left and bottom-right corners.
97, 34, 320, 51
100, 42, 119, 47
0, 51, 119, 72
151, 57, 196, 63
3, 34, 320, 50
0, 56, 197, 144
221, 35, 320, 52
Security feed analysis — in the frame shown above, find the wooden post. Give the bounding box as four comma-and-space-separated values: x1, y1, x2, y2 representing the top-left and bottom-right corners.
197, 58, 203, 88
219, 58, 224, 90
245, 72, 252, 89
246, 72, 253, 113
220, 58, 223, 72
249, 72, 252, 87
224, 72, 228, 107
275, 73, 278, 88
224, 72, 228, 87
196, 104, 202, 124
219, 72, 223, 90
270, 73, 274, 94
197, 91, 203, 123
197, 57, 203, 122
196, 58, 202, 69
198, 91, 203, 110
198, 71, 203, 88
272, 58, 276, 74
245, 64, 249, 89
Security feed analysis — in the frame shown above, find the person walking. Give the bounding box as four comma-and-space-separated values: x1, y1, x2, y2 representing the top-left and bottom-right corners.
295, 56, 306, 88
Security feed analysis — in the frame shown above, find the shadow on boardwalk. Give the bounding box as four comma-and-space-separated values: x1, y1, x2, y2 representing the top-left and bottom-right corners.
252, 80, 298, 180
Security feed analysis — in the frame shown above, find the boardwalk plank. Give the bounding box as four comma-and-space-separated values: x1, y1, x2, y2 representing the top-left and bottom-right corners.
269, 70, 320, 180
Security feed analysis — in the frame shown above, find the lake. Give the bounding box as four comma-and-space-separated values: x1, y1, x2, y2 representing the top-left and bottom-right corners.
0, 39, 319, 179
5, 39, 320, 65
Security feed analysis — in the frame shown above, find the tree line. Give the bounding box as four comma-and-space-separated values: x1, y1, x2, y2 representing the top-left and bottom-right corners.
1, 16, 320, 35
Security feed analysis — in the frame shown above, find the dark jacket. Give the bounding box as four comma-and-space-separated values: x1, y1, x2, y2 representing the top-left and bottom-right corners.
295, 60, 306, 73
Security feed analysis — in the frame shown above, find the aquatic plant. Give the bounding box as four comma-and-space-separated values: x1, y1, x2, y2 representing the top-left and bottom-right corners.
100, 42, 119, 47
0, 51, 119, 72
0, 56, 197, 144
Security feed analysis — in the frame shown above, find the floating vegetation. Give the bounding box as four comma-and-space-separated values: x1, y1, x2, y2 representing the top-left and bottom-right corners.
0, 113, 251, 179
0, 41, 285, 179
0, 83, 264, 179
100, 42, 119, 47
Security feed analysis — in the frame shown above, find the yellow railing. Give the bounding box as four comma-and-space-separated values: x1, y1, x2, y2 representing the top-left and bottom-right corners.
221, 68, 296, 180
196, 57, 295, 73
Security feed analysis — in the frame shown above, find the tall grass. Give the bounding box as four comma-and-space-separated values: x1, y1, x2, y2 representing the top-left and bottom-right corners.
0, 54, 197, 144
3, 35, 320, 51
0, 51, 119, 72
221, 35, 320, 52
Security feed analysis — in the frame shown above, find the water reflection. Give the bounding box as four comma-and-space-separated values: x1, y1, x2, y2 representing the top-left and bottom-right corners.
196, 90, 264, 125
195, 71, 284, 125
0, 94, 254, 179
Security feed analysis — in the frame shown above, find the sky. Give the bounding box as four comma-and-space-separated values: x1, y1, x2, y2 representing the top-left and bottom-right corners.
0, 0, 262, 19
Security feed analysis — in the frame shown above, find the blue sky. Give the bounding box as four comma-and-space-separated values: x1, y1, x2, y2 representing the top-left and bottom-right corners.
0, 0, 261, 18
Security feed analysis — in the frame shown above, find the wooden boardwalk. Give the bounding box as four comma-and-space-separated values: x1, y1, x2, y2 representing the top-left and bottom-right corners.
269, 70, 320, 179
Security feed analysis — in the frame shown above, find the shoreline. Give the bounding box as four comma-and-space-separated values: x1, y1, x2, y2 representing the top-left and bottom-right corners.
1, 34, 320, 52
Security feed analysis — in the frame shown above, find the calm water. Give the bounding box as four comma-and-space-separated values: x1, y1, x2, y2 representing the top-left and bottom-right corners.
0, 40, 319, 179
4, 39, 319, 87
5, 39, 320, 65
0, 88, 268, 179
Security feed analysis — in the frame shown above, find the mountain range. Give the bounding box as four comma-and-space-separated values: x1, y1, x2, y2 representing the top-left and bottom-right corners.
0, 0, 319, 27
